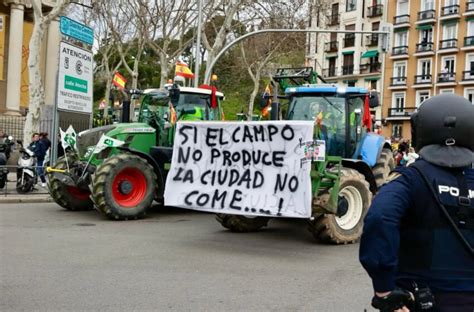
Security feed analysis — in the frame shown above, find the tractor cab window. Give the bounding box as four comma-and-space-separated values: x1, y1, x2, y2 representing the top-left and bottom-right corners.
347, 96, 366, 157
287, 94, 346, 156
138, 91, 170, 123
176, 93, 210, 120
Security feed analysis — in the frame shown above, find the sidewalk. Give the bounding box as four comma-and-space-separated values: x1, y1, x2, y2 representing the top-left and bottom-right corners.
0, 173, 53, 203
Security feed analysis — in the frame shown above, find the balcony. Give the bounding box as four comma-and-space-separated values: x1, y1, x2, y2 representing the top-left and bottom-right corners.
359, 62, 381, 74
414, 74, 432, 85
417, 10, 436, 22
388, 107, 417, 118
464, 36, 474, 47
323, 67, 337, 78
415, 42, 434, 53
439, 38, 458, 50
392, 46, 409, 56
467, 1, 474, 14
441, 5, 460, 17
327, 14, 339, 26
367, 4, 383, 18
390, 77, 407, 86
325, 41, 338, 53
437, 72, 456, 83
393, 14, 410, 27
462, 70, 474, 81
366, 34, 379, 46
342, 65, 354, 75
343, 35, 355, 48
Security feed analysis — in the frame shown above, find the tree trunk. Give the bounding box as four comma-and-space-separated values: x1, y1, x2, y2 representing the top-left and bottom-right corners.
103, 78, 112, 118
24, 21, 45, 144
247, 72, 261, 121
159, 52, 168, 88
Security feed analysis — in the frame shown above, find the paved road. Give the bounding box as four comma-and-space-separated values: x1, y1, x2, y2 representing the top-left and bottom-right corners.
0, 203, 375, 311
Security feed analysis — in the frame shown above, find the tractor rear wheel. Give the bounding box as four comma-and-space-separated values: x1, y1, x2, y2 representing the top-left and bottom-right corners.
48, 156, 93, 211
91, 154, 157, 220
372, 148, 395, 188
309, 168, 372, 244
216, 214, 270, 232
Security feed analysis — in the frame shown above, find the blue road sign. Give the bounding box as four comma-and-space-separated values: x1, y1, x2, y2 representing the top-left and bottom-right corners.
60, 16, 94, 46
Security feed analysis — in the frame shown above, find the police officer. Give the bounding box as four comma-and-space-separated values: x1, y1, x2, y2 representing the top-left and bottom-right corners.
359, 94, 474, 312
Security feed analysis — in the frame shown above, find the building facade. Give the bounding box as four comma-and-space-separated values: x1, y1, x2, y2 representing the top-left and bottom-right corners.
383, 0, 474, 139
0, 0, 60, 115
308, 0, 387, 121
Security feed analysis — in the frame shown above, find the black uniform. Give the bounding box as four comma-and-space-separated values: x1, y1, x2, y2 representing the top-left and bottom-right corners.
360, 94, 474, 311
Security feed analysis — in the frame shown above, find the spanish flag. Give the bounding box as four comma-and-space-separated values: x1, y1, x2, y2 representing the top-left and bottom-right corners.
175, 61, 194, 79
112, 72, 127, 90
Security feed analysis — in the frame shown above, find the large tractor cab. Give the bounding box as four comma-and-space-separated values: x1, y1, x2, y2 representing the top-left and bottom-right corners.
216, 67, 394, 244
48, 85, 225, 220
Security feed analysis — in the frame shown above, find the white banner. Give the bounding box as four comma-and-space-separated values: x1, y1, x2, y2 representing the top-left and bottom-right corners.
57, 42, 93, 113
164, 121, 314, 218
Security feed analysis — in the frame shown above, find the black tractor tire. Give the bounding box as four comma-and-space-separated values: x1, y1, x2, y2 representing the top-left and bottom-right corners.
48, 156, 93, 211
216, 214, 270, 232
309, 168, 372, 244
372, 148, 395, 189
91, 154, 157, 220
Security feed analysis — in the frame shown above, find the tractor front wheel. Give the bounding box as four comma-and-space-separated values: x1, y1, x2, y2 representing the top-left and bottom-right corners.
309, 168, 372, 244
91, 154, 157, 220
216, 214, 270, 232
48, 156, 93, 211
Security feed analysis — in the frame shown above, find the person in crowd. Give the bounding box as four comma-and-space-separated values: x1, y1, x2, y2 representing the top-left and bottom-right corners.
29, 133, 47, 187
360, 94, 474, 311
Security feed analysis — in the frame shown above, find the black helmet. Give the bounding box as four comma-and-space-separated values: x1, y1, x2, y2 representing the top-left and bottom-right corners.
410, 94, 474, 168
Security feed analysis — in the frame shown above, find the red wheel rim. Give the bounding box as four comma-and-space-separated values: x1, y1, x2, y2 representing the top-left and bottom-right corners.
112, 168, 147, 208
67, 186, 91, 200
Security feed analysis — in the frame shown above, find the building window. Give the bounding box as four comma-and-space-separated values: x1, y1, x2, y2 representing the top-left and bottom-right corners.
395, 31, 408, 47
392, 92, 406, 113
348, 81, 356, 87
464, 88, 474, 104
416, 59, 432, 83
346, 0, 356, 12
370, 80, 377, 90
422, 0, 435, 11
443, 23, 457, 41
392, 124, 403, 138
397, 0, 409, 15
416, 90, 430, 107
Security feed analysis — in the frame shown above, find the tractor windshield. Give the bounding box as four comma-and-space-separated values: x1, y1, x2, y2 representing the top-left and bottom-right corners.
138, 90, 170, 123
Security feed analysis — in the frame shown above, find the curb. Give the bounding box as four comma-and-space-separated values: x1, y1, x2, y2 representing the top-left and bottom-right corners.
0, 196, 53, 204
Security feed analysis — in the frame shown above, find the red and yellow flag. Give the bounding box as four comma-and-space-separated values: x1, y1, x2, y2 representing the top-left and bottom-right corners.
175, 61, 194, 78
112, 72, 127, 90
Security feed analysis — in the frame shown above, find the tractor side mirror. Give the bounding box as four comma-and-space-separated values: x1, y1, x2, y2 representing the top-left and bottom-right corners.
169, 84, 180, 107
369, 92, 380, 108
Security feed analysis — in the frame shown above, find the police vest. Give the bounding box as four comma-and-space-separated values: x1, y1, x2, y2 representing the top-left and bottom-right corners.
396, 160, 474, 291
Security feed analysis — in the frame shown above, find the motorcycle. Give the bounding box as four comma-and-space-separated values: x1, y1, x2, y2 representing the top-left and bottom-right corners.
0, 136, 15, 189
16, 141, 38, 193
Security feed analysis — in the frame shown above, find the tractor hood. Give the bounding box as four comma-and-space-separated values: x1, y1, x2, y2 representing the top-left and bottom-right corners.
78, 123, 155, 157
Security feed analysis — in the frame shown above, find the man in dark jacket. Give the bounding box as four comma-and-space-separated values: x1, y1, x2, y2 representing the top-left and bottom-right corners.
359, 94, 474, 311
29, 133, 47, 187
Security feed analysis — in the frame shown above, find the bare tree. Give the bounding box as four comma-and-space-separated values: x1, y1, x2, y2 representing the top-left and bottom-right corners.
234, 0, 309, 118
140, 0, 197, 87
24, 0, 70, 143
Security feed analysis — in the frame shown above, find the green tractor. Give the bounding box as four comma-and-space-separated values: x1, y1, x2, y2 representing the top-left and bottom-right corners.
216, 68, 394, 244
48, 85, 225, 220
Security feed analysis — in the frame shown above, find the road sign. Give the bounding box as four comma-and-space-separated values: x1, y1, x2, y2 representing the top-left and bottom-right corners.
57, 41, 93, 113
60, 16, 94, 46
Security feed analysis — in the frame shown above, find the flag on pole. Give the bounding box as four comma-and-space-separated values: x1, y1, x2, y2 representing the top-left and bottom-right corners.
261, 84, 272, 117
60, 125, 78, 151
362, 94, 372, 132
93, 134, 125, 154
112, 72, 127, 90
175, 61, 194, 78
